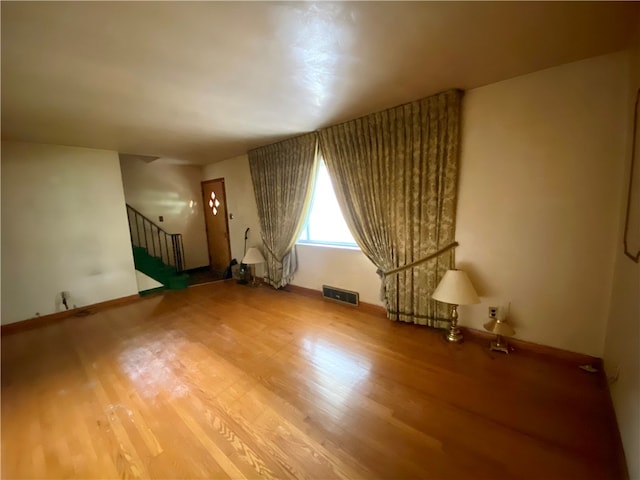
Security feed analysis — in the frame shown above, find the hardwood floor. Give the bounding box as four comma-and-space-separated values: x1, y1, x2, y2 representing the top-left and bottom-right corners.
1, 281, 623, 479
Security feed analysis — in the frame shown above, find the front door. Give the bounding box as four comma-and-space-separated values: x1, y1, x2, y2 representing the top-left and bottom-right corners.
201, 178, 232, 274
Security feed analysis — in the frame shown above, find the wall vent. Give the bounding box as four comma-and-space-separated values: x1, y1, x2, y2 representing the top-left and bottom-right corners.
322, 285, 359, 306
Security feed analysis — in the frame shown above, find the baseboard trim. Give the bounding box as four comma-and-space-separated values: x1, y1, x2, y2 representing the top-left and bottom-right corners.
282, 284, 603, 366
1, 294, 142, 336
464, 329, 624, 477
282, 284, 385, 317
462, 326, 602, 366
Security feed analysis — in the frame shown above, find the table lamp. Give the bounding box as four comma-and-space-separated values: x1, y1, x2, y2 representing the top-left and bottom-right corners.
484, 305, 515, 354
431, 269, 480, 343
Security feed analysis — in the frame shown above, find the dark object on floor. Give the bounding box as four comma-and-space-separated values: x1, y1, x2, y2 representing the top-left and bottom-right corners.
223, 259, 237, 279
231, 263, 241, 279
238, 263, 249, 284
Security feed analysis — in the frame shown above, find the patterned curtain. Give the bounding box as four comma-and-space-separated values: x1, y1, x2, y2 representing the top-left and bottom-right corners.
248, 133, 318, 288
319, 90, 462, 327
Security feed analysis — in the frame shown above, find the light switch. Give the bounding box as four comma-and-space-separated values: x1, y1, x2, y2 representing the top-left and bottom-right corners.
159, 216, 164, 222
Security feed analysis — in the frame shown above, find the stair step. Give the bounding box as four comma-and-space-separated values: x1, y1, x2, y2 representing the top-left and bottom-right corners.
131, 244, 186, 290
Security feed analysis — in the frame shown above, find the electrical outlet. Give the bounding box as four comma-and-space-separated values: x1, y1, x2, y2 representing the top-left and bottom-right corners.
488, 306, 498, 319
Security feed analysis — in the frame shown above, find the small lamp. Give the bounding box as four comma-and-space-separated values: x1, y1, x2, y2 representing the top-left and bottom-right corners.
242, 247, 265, 287
431, 269, 480, 343
484, 306, 515, 354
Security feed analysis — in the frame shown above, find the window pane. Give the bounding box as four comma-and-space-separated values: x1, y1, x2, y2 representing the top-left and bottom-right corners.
300, 160, 357, 246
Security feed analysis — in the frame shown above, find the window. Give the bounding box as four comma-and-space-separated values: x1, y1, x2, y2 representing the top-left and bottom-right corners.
298, 159, 358, 247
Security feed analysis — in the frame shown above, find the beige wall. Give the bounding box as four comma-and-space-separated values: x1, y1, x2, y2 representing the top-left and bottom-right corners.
603, 42, 640, 479
203, 51, 628, 357
293, 244, 382, 306
119, 157, 209, 270
202, 155, 264, 275
1, 141, 139, 325
135, 270, 163, 292
455, 51, 628, 357
202, 154, 382, 300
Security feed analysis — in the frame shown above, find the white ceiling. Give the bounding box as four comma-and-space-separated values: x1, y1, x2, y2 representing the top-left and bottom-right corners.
1, 2, 637, 165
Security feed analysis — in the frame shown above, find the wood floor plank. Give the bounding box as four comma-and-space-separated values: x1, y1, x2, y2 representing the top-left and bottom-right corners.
1, 281, 623, 479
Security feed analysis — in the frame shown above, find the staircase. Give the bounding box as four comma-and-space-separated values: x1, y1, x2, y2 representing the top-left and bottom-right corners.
126, 204, 189, 292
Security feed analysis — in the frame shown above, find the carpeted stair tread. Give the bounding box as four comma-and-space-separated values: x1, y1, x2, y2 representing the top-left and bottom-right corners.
132, 246, 188, 290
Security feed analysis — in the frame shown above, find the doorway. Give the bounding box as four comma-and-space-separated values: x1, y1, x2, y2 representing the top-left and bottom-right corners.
201, 178, 232, 274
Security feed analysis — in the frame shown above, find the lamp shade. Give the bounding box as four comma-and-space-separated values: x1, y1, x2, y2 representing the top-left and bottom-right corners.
483, 319, 516, 337
431, 270, 480, 305
242, 247, 265, 265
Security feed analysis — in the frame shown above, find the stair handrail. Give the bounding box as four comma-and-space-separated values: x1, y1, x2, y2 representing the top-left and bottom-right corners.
126, 204, 186, 273
126, 204, 174, 236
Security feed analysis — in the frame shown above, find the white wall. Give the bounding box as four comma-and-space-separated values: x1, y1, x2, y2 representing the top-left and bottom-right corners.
1, 141, 138, 324
119, 157, 209, 270
456, 52, 628, 357
202, 155, 264, 275
603, 41, 640, 479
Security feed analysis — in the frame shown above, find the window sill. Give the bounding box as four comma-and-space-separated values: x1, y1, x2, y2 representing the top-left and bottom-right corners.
296, 241, 361, 252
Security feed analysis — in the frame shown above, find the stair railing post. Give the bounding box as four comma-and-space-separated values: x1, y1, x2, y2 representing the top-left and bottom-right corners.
179, 235, 185, 273
171, 235, 177, 270
152, 224, 157, 258
143, 217, 149, 253
164, 233, 169, 263
125, 204, 187, 276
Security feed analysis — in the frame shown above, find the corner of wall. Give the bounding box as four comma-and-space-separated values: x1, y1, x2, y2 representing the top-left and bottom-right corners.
601, 29, 640, 480
1, 141, 139, 324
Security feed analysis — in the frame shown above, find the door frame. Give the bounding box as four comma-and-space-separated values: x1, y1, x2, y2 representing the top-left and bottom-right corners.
201, 178, 232, 273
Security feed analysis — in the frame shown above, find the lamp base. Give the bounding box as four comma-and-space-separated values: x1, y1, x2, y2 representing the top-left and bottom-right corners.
445, 304, 463, 343
490, 335, 511, 354
247, 265, 261, 288
445, 327, 463, 343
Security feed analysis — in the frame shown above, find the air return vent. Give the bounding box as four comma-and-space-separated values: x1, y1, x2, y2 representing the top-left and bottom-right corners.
322, 285, 359, 306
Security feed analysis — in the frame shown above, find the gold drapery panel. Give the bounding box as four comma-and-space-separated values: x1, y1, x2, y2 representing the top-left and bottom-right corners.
319, 89, 462, 326
248, 133, 317, 288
